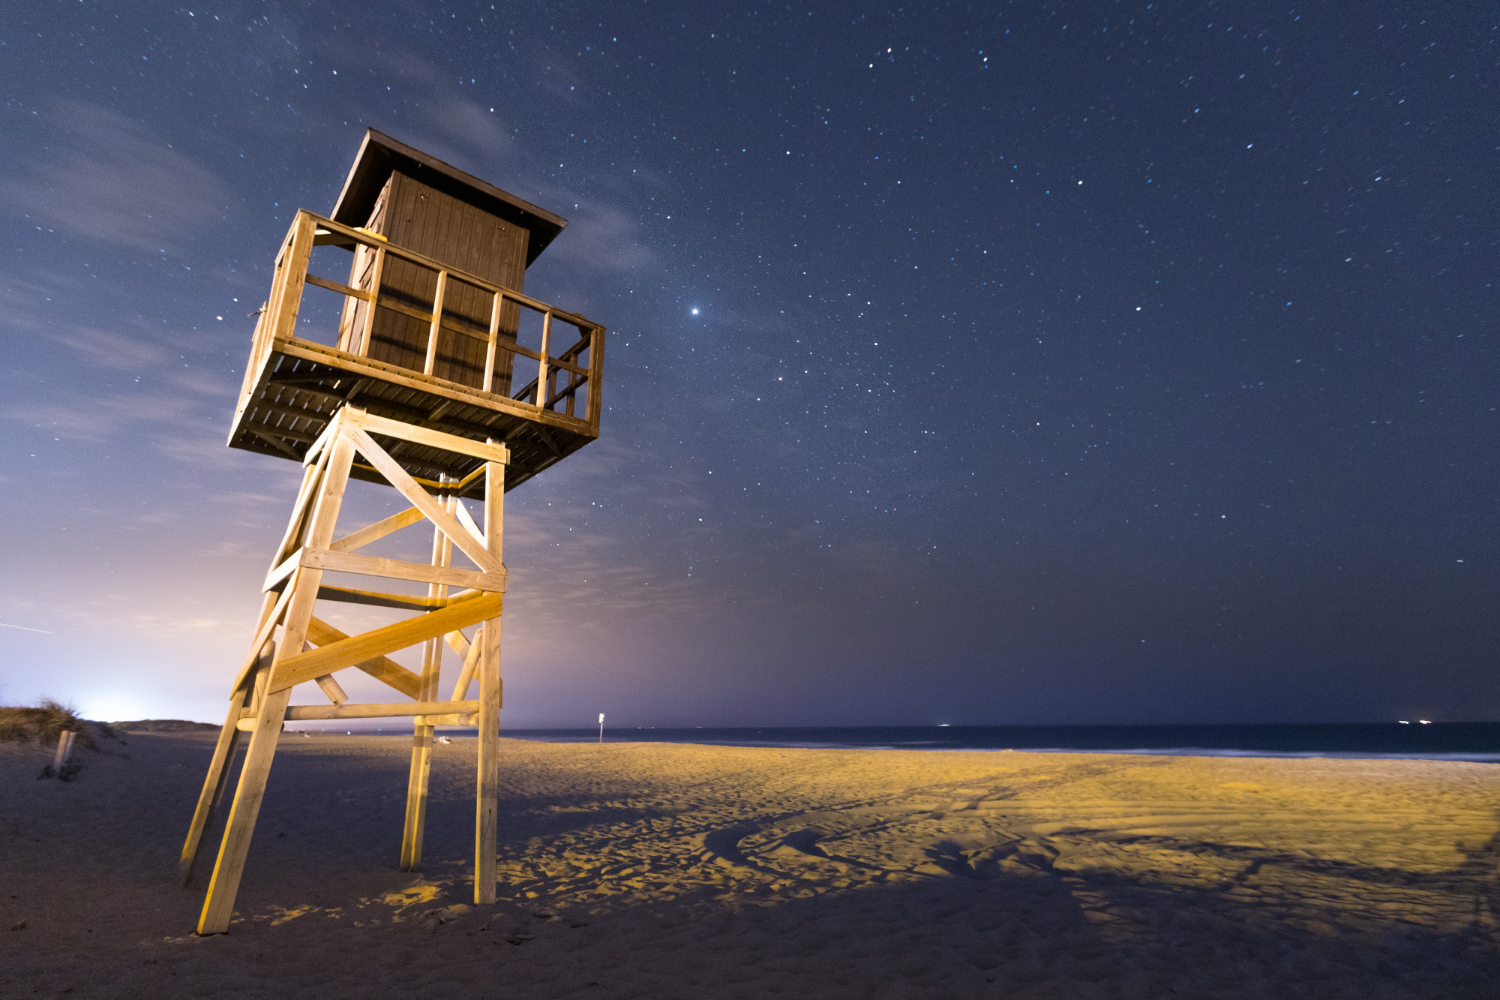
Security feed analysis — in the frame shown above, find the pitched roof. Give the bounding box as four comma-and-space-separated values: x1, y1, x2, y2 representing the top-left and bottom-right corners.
330, 129, 567, 267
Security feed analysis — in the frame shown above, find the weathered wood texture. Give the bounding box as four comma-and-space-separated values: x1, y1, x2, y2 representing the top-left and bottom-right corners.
349, 173, 528, 395
51, 731, 76, 769
228, 212, 603, 497
476, 454, 504, 903
178, 663, 257, 885
190, 410, 511, 932
192, 133, 597, 932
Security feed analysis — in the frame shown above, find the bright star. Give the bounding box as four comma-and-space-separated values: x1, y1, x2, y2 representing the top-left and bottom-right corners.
691, 308, 699, 315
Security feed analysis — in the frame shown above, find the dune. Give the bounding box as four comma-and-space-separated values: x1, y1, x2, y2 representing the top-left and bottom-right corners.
2, 732, 1497, 998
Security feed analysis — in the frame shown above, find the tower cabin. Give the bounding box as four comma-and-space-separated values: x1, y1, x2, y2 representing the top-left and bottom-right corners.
228, 129, 604, 497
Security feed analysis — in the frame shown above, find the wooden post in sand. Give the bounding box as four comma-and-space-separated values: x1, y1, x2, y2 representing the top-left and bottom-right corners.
182, 129, 605, 932
51, 730, 76, 770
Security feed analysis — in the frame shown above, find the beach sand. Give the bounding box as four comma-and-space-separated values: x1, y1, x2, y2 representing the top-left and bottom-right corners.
2, 732, 1497, 998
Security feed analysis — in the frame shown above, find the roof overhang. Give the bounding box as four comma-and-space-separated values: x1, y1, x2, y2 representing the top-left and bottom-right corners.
330, 129, 567, 267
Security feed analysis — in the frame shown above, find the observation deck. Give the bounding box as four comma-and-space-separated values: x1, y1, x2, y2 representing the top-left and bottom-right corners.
228, 132, 604, 498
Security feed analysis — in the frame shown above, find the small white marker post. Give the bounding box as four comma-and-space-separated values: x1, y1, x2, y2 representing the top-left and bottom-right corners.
52, 730, 76, 771
598, 713, 605, 744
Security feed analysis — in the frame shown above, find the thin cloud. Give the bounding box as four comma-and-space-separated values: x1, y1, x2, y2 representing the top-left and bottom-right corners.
312, 38, 655, 278
42, 325, 177, 373
539, 200, 654, 275
0, 100, 233, 253
5, 390, 203, 442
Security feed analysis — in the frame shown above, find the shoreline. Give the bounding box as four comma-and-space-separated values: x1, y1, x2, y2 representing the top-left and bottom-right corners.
260, 722, 1500, 764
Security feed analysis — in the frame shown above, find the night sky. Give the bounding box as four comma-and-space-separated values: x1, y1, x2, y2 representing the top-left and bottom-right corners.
2, 3, 1495, 727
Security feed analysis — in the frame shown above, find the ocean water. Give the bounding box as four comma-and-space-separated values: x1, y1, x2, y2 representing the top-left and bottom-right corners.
497, 723, 1500, 762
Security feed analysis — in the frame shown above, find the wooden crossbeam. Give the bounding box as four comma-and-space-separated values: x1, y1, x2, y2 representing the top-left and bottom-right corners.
300, 405, 346, 468
269, 592, 502, 693
305, 273, 372, 301
304, 617, 421, 699
315, 584, 443, 612
229, 580, 296, 695
328, 506, 423, 553
300, 547, 506, 592
271, 442, 333, 570
443, 628, 472, 661
453, 499, 486, 548
347, 426, 503, 573
247, 427, 302, 461
351, 409, 510, 466
278, 699, 477, 721
450, 623, 484, 701
314, 674, 348, 704
416, 712, 478, 727
264, 551, 300, 593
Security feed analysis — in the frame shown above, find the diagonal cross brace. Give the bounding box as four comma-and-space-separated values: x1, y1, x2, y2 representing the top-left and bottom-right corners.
268, 591, 502, 694
304, 617, 422, 699
347, 426, 501, 573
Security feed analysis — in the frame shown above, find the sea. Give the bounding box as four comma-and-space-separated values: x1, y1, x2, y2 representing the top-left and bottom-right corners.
490, 723, 1500, 762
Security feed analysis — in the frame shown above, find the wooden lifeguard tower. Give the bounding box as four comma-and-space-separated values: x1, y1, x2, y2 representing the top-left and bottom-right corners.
178, 130, 605, 934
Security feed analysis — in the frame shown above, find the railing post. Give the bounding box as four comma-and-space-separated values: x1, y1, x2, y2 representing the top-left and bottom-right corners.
272, 212, 317, 345
535, 310, 551, 409
482, 291, 502, 394
357, 245, 386, 357
585, 325, 606, 427
424, 271, 448, 376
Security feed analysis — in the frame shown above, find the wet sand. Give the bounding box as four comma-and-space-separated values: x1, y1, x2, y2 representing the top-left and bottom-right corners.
3, 732, 1497, 998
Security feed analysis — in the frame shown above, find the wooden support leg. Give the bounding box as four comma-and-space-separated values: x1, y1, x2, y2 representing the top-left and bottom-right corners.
179, 675, 255, 885
400, 637, 439, 872
399, 720, 435, 871
475, 454, 504, 905
400, 486, 453, 872
195, 681, 291, 934
196, 426, 355, 935
475, 618, 501, 904
209, 730, 243, 811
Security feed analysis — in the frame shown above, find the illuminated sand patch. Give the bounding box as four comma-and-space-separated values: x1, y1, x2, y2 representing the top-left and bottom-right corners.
2, 734, 1496, 997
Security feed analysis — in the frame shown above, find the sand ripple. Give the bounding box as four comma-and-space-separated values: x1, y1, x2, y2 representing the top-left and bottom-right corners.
2, 734, 1497, 998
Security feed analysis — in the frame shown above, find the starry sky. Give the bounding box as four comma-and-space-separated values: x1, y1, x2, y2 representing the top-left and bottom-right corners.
1, 2, 1495, 727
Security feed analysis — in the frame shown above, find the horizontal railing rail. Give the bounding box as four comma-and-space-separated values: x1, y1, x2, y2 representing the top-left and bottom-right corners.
257, 209, 604, 430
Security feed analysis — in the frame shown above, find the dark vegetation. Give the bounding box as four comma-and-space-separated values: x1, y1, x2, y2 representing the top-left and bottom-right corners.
110, 718, 218, 732
0, 700, 125, 780
0, 699, 109, 749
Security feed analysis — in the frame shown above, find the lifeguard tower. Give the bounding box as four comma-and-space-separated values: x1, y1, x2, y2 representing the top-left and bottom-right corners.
178, 130, 605, 934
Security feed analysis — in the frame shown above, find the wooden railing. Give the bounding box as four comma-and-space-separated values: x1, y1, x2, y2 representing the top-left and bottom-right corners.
251, 210, 604, 430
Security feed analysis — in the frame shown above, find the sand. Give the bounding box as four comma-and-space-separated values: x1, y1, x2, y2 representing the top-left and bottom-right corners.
2, 733, 1497, 999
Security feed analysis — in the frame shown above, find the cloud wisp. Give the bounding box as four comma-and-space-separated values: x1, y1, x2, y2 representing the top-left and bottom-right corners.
0, 100, 233, 254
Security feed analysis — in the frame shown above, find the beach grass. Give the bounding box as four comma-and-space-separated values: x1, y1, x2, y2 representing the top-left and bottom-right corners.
0, 699, 101, 751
